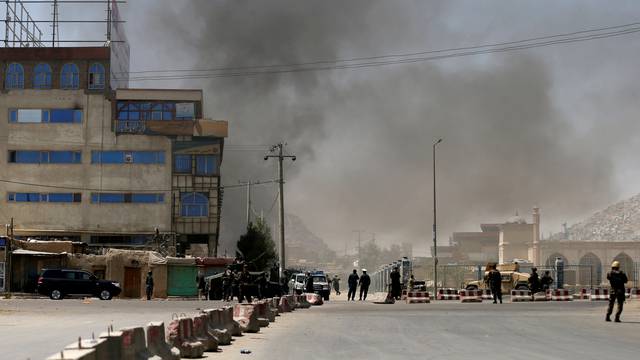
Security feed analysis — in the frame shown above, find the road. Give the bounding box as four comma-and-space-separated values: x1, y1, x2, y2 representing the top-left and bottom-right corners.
1, 296, 638, 359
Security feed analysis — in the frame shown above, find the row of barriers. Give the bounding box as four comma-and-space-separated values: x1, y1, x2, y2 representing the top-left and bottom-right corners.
46, 293, 323, 359
400, 287, 640, 304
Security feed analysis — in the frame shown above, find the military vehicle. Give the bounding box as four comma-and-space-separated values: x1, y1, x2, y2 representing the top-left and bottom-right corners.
465, 263, 530, 294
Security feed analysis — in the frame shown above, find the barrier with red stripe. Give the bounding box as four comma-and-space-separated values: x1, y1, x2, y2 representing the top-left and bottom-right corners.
548, 289, 572, 301
510, 289, 532, 302
573, 288, 590, 300
590, 288, 609, 301
406, 291, 430, 304
459, 289, 482, 303
477, 289, 493, 300
436, 288, 460, 300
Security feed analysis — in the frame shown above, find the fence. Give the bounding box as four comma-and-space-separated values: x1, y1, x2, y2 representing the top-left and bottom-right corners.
0, 262, 4, 292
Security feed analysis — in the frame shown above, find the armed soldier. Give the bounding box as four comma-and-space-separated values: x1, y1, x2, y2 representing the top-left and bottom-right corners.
486, 264, 502, 304
606, 260, 628, 322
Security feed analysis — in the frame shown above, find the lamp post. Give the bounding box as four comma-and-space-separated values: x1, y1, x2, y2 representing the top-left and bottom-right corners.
433, 138, 442, 297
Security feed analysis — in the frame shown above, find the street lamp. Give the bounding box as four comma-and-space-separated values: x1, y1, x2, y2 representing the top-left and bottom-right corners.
433, 138, 442, 298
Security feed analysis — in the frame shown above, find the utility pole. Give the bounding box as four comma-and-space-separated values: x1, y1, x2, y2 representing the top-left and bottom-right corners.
6, 218, 13, 294
239, 180, 253, 228
264, 143, 296, 284
433, 138, 442, 297
352, 230, 365, 266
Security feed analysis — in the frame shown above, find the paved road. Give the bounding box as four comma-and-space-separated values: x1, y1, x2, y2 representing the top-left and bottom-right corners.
1, 296, 639, 359
221, 299, 640, 360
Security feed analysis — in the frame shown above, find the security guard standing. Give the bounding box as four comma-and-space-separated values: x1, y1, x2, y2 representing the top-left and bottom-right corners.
606, 260, 628, 322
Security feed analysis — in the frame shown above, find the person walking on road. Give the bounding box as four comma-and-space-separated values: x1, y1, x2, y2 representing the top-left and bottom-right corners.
145, 270, 154, 301
390, 267, 401, 300
305, 271, 315, 294
359, 269, 371, 301
486, 264, 502, 304
606, 261, 628, 322
541, 271, 553, 290
196, 270, 206, 301
332, 274, 341, 295
222, 269, 233, 301
348, 269, 359, 301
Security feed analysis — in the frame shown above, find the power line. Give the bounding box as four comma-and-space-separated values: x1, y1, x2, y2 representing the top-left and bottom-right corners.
117, 21, 640, 81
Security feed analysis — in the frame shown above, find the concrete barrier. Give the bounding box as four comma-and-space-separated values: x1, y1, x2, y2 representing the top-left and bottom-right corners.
549, 289, 572, 301
119, 326, 150, 360
297, 295, 312, 308
64, 337, 109, 360
98, 328, 123, 360
436, 289, 460, 300
278, 296, 293, 313
305, 293, 324, 305
203, 309, 232, 345
510, 289, 532, 302
46, 349, 96, 360
233, 304, 261, 333
459, 289, 482, 303
146, 322, 180, 360
222, 306, 243, 336
192, 314, 219, 352
270, 297, 281, 317
406, 291, 430, 304
629, 288, 640, 299
478, 289, 493, 300
167, 317, 205, 358
590, 288, 609, 301
573, 288, 590, 300
250, 301, 270, 327
533, 291, 548, 302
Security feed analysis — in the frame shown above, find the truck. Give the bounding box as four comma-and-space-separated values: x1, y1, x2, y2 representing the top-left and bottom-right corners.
464, 263, 530, 294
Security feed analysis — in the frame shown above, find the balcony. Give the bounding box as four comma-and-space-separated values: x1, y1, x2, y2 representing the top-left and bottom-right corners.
194, 119, 228, 138
115, 119, 228, 137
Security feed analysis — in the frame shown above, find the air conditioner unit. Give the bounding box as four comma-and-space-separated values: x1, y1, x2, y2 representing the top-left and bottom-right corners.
124, 153, 133, 163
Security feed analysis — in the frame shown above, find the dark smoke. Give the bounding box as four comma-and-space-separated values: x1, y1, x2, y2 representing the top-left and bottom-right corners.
119, 0, 639, 255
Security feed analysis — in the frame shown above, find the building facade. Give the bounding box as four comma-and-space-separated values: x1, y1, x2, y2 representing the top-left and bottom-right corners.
0, 47, 227, 256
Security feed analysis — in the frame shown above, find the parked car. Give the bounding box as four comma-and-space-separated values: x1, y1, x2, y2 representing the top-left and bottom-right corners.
37, 269, 122, 300
311, 272, 330, 300
288, 273, 306, 295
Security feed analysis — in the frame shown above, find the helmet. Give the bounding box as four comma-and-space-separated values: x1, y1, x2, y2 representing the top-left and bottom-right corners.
611, 261, 620, 269
362, 269, 367, 272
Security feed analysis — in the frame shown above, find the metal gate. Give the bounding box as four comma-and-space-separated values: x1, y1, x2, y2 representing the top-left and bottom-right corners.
167, 265, 197, 296
0, 262, 5, 292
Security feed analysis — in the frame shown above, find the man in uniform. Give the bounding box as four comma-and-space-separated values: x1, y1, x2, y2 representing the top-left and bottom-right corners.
486, 264, 502, 304
390, 267, 401, 300
145, 270, 154, 301
541, 270, 553, 291
222, 269, 232, 301
348, 269, 359, 301
528, 267, 541, 295
305, 271, 314, 294
606, 260, 628, 322
239, 265, 253, 303
332, 274, 341, 295
359, 269, 371, 301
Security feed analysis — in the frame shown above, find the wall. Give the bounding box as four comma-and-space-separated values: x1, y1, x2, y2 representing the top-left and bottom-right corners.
499, 223, 534, 263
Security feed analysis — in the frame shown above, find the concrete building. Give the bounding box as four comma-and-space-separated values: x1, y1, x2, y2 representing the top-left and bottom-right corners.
0, 46, 227, 256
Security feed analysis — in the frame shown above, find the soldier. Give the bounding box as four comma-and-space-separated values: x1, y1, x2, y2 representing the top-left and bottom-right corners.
541, 270, 554, 290
390, 267, 401, 300
528, 267, 541, 295
486, 264, 502, 304
332, 274, 341, 295
196, 270, 206, 301
239, 265, 253, 303
305, 271, 314, 293
606, 260, 628, 322
348, 269, 359, 301
145, 270, 154, 301
222, 269, 232, 301
359, 269, 371, 301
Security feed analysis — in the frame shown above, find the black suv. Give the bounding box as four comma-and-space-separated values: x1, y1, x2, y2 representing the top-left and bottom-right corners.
37, 269, 122, 300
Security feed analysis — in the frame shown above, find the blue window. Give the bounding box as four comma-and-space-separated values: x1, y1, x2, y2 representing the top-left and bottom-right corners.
33, 63, 52, 89
60, 63, 80, 89
6, 192, 80, 203
5, 63, 24, 89
91, 151, 165, 164
195, 155, 217, 176
91, 193, 164, 204
9, 150, 81, 164
180, 192, 208, 217
50, 109, 82, 123
88, 63, 105, 90
174, 154, 192, 173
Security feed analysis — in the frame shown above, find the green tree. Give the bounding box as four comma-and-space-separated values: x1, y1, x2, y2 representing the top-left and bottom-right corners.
237, 218, 278, 271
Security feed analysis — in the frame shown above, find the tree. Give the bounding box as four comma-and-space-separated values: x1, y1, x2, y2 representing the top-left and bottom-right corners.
236, 218, 278, 271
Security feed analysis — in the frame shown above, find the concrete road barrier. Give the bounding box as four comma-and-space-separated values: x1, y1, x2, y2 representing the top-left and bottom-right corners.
146, 322, 180, 360
249, 301, 270, 327
629, 288, 640, 299
459, 289, 482, 303
406, 291, 430, 304
549, 289, 572, 301
47, 349, 97, 360
590, 288, 609, 301
119, 326, 150, 360
270, 297, 281, 317
167, 317, 205, 358
98, 329, 123, 359
222, 306, 243, 336
436, 289, 460, 300
278, 296, 293, 313
573, 288, 590, 300
478, 289, 493, 300
305, 293, 324, 306
533, 291, 549, 302
510, 290, 532, 302
297, 295, 312, 308
64, 337, 109, 360
233, 304, 261, 333
203, 309, 232, 345
192, 314, 219, 352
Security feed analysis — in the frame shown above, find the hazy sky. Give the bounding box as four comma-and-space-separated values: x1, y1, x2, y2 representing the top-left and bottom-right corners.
12, 1, 640, 256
